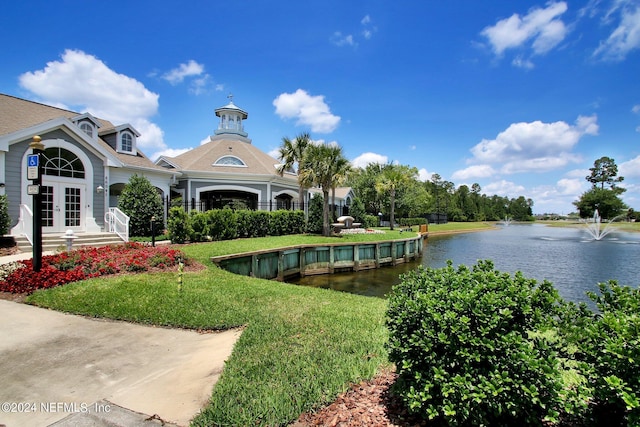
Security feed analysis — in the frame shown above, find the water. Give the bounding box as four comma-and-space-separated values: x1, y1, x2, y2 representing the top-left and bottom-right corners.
288, 223, 640, 304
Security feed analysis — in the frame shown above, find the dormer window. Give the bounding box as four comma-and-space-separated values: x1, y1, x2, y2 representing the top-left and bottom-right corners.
119, 131, 134, 153
79, 122, 94, 138
214, 155, 246, 167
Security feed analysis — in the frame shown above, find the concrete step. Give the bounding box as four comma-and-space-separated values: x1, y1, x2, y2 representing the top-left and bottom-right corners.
13, 233, 126, 253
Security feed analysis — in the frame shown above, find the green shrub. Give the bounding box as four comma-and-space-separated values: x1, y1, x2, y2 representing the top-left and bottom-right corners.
349, 197, 366, 225
363, 214, 379, 228
189, 211, 208, 242
0, 195, 9, 235
167, 206, 191, 244
269, 210, 305, 235
205, 208, 238, 241
117, 174, 164, 237
399, 217, 427, 226
386, 260, 563, 426
269, 210, 289, 236
306, 194, 323, 234
558, 281, 640, 426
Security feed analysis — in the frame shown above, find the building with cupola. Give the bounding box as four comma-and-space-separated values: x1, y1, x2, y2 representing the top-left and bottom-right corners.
155, 96, 305, 211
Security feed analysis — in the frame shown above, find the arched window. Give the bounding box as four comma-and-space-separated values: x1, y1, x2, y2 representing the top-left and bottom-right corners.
120, 132, 133, 152
79, 122, 94, 138
42, 147, 85, 179
213, 155, 246, 166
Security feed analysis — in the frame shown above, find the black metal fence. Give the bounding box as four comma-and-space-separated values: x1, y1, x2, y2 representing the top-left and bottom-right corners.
162, 197, 351, 218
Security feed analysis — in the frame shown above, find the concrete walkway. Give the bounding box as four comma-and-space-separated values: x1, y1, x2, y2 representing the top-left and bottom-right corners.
0, 299, 241, 427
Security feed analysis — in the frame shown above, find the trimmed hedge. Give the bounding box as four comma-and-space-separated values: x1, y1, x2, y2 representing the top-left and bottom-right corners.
168, 208, 306, 243
398, 217, 427, 226
387, 260, 563, 426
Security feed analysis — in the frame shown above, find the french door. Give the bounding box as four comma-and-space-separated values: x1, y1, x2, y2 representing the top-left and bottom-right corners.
41, 182, 85, 233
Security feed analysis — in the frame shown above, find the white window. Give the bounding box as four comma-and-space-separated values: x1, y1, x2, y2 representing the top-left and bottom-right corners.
79, 122, 94, 138
213, 155, 246, 167
120, 131, 134, 153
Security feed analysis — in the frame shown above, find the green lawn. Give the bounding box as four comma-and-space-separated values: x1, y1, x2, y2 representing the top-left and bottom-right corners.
24, 225, 489, 426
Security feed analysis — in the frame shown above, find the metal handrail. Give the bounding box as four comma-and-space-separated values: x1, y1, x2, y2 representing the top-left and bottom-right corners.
105, 207, 129, 242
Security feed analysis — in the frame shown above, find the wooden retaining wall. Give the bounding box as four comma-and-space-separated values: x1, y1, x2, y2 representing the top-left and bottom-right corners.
211, 235, 424, 281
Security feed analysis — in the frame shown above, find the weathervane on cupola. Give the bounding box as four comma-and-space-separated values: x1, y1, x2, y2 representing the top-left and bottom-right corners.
213, 94, 250, 142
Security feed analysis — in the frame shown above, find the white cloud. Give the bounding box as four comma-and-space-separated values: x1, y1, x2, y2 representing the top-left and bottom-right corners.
512, 56, 535, 69
273, 89, 341, 133
333, 15, 376, 47
417, 168, 433, 182
555, 177, 585, 195
593, 4, 640, 60
351, 152, 388, 168
452, 164, 497, 180
331, 31, 356, 47
482, 179, 526, 197
620, 155, 640, 178
19, 49, 166, 156
162, 60, 204, 84
481, 2, 568, 62
633, 104, 640, 114
468, 115, 597, 174
529, 177, 587, 213
162, 60, 213, 95
152, 147, 192, 160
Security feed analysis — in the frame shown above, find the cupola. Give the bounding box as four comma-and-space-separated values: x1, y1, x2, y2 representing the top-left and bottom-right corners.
214, 94, 248, 139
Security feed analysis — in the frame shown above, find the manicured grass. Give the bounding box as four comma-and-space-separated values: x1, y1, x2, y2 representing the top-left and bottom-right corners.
427, 221, 496, 234
23, 226, 490, 425
26, 237, 390, 426
183, 229, 410, 258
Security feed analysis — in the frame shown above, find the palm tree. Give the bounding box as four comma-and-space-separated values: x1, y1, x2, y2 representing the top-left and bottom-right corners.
299, 143, 349, 236
330, 154, 352, 221
276, 132, 311, 210
375, 164, 417, 230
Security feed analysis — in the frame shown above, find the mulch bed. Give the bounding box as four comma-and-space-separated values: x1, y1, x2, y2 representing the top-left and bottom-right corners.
291, 369, 428, 427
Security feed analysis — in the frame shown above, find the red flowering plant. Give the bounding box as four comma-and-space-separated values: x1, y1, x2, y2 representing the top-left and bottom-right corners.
0, 242, 186, 294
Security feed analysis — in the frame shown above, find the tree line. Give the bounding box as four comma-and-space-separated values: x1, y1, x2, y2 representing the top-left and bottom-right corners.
277, 133, 534, 237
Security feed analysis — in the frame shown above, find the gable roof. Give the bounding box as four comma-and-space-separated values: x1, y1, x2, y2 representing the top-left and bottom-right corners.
0, 93, 169, 173
158, 136, 298, 182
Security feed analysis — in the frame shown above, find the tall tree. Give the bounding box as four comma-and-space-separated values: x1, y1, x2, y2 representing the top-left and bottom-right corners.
375, 164, 417, 230
330, 154, 352, 221
299, 143, 348, 236
276, 132, 311, 209
576, 157, 627, 219
586, 156, 624, 190
347, 163, 386, 215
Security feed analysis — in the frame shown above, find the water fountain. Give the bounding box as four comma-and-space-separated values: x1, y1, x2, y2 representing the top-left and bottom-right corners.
581, 210, 623, 240
502, 216, 512, 226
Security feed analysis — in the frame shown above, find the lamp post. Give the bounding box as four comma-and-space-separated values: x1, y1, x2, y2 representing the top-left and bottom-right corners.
29, 135, 44, 272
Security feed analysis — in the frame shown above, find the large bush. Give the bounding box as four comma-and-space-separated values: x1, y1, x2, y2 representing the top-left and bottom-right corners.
558, 281, 640, 426
386, 260, 563, 426
167, 206, 191, 244
205, 208, 238, 241
117, 174, 164, 237
306, 194, 324, 234
0, 194, 9, 235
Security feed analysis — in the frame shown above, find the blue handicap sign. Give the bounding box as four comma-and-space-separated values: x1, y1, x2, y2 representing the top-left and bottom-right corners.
28, 154, 39, 167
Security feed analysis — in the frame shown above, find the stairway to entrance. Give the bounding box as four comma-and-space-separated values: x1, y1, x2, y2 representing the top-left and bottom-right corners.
13, 233, 126, 253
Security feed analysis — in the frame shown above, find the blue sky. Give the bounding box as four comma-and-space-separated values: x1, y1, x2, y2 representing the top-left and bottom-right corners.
1, 1, 639, 214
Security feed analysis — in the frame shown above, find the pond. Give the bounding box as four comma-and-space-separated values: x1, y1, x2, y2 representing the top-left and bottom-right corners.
288, 223, 640, 304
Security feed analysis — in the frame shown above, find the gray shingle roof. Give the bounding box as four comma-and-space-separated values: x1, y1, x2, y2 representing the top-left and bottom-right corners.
162, 136, 298, 182
0, 93, 168, 173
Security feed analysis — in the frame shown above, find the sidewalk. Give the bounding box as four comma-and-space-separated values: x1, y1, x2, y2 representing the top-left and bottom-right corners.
0, 250, 242, 427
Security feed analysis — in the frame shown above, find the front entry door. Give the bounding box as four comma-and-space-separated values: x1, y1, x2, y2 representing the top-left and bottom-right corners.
42, 183, 85, 233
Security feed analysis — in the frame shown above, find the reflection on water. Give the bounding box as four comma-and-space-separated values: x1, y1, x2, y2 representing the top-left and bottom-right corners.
288, 224, 640, 304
